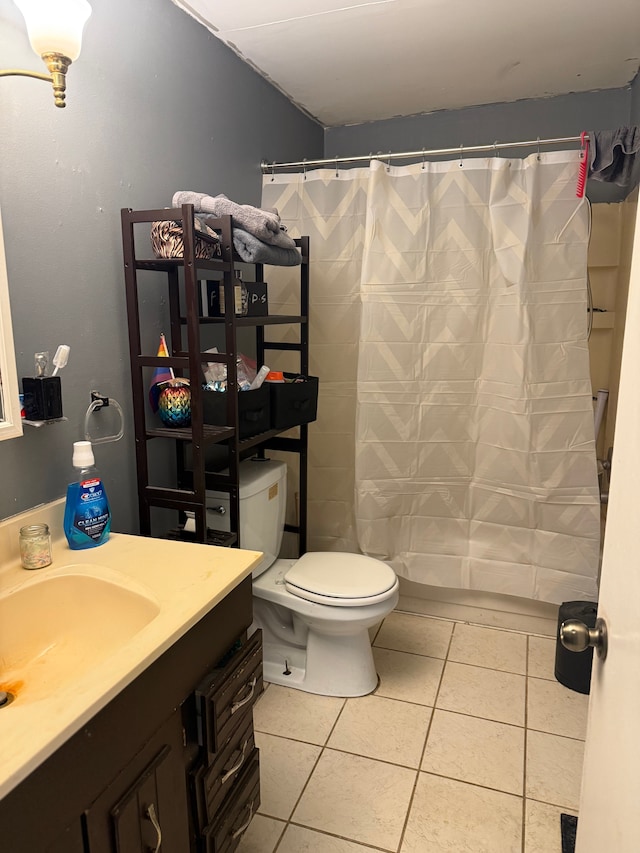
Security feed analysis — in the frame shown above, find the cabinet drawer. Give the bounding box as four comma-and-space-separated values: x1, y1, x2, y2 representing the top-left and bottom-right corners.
202, 752, 260, 853
195, 630, 263, 758
191, 714, 255, 829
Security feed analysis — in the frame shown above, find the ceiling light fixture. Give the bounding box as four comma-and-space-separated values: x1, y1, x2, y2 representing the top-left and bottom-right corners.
0, 0, 92, 108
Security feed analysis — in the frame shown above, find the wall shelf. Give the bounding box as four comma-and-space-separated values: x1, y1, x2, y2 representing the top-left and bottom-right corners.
22, 416, 68, 428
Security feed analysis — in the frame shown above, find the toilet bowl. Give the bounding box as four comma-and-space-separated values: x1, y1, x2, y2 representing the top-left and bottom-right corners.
205, 459, 399, 697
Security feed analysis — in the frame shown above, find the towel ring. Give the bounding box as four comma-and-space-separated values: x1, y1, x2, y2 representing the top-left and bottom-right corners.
84, 391, 125, 445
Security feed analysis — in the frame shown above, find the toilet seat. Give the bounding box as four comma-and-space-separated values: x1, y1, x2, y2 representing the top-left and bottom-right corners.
284, 552, 398, 607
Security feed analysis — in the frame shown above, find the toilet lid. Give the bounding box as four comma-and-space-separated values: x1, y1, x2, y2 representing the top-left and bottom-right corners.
284, 552, 398, 606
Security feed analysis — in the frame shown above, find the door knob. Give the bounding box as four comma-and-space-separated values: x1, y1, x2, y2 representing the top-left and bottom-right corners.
560, 617, 608, 661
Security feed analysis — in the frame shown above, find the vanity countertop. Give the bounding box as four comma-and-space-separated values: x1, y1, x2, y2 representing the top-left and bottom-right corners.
0, 506, 261, 799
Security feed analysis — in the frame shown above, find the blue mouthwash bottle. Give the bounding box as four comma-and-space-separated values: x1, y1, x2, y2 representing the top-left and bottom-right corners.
64, 440, 111, 549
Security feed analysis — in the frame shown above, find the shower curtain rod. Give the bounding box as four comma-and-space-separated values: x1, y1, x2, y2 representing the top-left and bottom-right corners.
261, 134, 588, 173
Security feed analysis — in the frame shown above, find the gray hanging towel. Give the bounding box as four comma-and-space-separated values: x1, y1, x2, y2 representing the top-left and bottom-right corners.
588, 127, 640, 187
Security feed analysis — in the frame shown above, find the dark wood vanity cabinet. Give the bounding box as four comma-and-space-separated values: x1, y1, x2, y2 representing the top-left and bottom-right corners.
0, 575, 262, 853
83, 712, 190, 853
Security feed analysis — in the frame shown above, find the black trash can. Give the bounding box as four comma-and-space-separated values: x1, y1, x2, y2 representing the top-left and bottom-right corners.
554, 600, 598, 694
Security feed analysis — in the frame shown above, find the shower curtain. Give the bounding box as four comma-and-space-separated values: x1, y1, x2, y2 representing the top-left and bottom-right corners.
263, 151, 600, 604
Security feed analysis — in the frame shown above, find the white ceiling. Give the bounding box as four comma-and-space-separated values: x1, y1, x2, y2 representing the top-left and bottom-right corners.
174, 0, 640, 127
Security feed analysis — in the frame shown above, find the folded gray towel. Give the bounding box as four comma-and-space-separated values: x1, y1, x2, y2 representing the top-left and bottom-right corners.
233, 228, 301, 267
172, 191, 297, 250
588, 127, 640, 187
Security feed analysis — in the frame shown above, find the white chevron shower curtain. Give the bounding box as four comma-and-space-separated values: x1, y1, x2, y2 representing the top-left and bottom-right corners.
263, 150, 600, 604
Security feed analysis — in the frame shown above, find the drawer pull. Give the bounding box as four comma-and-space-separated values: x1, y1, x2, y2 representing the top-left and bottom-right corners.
231, 677, 257, 714
145, 803, 162, 852
231, 800, 254, 840
220, 737, 250, 785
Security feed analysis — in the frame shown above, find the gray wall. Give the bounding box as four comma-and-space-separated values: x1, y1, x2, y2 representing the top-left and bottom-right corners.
632, 72, 640, 122
0, 0, 322, 529
324, 85, 637, 202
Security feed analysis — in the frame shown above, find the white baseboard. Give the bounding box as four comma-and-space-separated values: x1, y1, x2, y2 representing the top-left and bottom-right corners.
396, 578, 559, 637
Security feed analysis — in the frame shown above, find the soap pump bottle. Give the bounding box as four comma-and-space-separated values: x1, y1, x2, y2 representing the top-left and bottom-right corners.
63, 440, 111, 549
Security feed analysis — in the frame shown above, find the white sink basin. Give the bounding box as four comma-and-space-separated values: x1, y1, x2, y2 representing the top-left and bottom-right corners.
0, 571, 160, 703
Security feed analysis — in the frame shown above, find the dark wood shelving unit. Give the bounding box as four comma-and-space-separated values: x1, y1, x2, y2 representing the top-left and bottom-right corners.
121, 204, 310, 553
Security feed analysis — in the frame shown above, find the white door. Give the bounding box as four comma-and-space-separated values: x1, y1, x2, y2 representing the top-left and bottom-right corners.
575, 203, 640, 852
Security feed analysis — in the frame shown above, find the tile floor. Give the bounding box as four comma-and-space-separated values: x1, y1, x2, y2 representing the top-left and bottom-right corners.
237, 611, 587, 853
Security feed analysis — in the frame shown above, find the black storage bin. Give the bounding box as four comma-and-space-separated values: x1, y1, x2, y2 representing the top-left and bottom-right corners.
555, 600, 598, 694
202, 385, 270, 439
268, 374, 319, 430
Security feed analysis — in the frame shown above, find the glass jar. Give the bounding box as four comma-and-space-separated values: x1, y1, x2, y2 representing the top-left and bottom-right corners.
19, 523, 52, 570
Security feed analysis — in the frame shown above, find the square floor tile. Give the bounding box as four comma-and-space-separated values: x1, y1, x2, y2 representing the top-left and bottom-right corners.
255, 732, 321, 820
278, 825, 383, 852
236, 814, 285, 853
422, 709, 524, 795
436, 661, 526, 725
528, 636, 557, 680
293, 748, 416, 851
527, 677, 589, 740
373, 647, 444, 706
524, 799, 578, 853
526, 730, 585, 810
401, 773, 522, 853
328, 694, 432, 768
449, 623, 527, 674
253, 683, 345, 745
374, 612, 453, 658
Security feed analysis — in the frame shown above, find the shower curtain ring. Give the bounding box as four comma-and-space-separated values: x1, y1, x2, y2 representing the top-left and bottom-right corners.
386, 151, 391, 172
421, 148, 426, 170
536, 137, 541, 161
271, 161, 275, 182
459, 144, 464, 168
302, 158, 307, 180
493, 140, 500, 158
335, 157, 339, 177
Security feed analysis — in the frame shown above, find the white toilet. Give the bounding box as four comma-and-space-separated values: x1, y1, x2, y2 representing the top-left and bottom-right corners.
206, 458, 399, 697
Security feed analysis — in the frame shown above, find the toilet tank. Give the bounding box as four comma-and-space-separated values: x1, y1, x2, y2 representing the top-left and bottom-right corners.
206, 459, 287, 577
